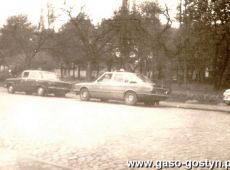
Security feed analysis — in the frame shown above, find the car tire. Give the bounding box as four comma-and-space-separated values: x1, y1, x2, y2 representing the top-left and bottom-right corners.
80, 88, 90, 101
7, 85, 15, 94
37, 87, 45, 96
124, 91, 137, 106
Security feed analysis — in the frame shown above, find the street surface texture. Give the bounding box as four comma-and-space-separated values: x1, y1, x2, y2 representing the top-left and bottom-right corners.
0, 88, 230, 170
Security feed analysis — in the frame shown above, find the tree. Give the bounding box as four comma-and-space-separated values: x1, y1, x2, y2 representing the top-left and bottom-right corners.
179, 0, 230, 89
103, 8, 146, 71
138, 1, 173, 82
209, 0, 230, 89
64, 8, 119, 80
0, 15, 54, 73
49, 21, 86, 78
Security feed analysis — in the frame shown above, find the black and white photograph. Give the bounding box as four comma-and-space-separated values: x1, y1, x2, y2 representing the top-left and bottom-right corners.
0, 0, 229, 169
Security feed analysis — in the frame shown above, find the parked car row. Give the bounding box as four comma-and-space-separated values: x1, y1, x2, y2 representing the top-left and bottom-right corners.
4, 70, 230, 106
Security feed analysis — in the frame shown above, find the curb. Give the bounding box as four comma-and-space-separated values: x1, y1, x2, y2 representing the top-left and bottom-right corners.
161, 101, 230, 113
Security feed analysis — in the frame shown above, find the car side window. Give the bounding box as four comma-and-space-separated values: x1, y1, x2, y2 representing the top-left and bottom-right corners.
97, 73, 112, 82
22, 72, 29, 78
29, 72, 40, 79
113, 74, 127, 83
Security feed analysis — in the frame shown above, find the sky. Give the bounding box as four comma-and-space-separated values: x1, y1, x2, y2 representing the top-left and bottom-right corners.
0, 0, 180, 29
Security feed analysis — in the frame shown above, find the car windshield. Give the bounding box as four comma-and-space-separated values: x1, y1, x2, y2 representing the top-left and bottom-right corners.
41, 72, 59, 80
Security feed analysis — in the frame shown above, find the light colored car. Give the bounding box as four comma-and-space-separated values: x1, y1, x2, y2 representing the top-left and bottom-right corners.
223, 89, 230, 105
5, 70, 72, 97
73, 71, 169, 106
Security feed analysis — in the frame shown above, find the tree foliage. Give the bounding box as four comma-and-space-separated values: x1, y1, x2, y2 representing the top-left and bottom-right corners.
0, 15, 55, 73
177, 0, 230, 88
0, 0, 229, 89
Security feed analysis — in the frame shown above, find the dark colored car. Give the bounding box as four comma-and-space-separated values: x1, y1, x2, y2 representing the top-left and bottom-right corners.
5, 70, 72, 97
73, 71, 170, 106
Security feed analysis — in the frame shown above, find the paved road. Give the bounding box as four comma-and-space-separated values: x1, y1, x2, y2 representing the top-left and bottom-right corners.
0, 89, 230, 170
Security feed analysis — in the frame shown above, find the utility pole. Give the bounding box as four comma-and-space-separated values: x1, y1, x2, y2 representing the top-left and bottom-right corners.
118, 0, 129, 69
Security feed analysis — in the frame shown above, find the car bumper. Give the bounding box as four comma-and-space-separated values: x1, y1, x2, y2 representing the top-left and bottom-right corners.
137, 93, 168, 101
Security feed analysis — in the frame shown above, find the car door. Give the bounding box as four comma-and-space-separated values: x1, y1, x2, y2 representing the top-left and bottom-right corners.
16, 71, 30, 91
26, 71, 40, 92
91, 73, 113, 99
109, 73, 129, 99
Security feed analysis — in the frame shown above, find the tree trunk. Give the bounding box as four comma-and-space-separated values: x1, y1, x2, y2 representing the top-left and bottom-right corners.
107, 60, 112, 71
72, 64, 75, 78
139, 58, 143, 74
219, 40, 230, 89
24, 56, 32, 69
68, 68, 70, 78
86, 61, 92, 81
183, 56, 188, 86
213, 42, 220, 90
60, 64, 63, 78
77, 65, 81, 80
96, 65, 100, 77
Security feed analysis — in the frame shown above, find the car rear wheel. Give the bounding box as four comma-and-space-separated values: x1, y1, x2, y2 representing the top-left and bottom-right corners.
37, 87, 45, 96
7, 85, 15, 94
124, 91, 137, 106
80, 88, 90, 101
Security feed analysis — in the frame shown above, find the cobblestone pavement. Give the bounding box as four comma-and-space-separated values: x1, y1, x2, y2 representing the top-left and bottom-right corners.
0, 90, 230, 170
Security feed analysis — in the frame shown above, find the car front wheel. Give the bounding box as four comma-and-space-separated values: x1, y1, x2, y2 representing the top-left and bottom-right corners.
7, 85, 15, 94
80, 88, 90, 101
124, 91, 137, 106
37, 87, 45, 96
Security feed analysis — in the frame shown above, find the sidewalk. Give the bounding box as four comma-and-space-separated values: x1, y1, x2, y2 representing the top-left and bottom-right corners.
161, 101, 230, 113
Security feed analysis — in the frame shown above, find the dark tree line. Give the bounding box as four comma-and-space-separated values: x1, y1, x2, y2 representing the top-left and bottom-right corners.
176, 0, 230, 89
0, 0, 229, 89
